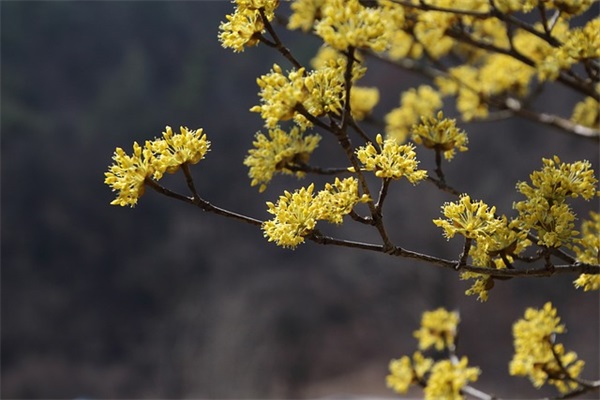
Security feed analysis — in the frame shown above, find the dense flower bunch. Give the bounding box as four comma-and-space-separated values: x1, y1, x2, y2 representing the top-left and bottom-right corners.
352, 134, 428, 183
262, 178, 369, 248
411, 111, 469, 161
105, 126, 210, 207
219, 0, 280, 52
413, 308, 460, 351
509, 302, 586, 394
387, 307, 480, 399
514, 156, 598, 248
244, 126, 321, 192
573, 211, 600, 290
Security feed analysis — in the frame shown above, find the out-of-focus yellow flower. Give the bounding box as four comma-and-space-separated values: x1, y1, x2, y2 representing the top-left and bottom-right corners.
509, 302, 585, 393
314, 0, 392, 52
571, 96, 599, 128
288, 0, 325, 32
244, 126, 321, 192
573, 211, 600, 291
550, 0, 593, 16
493, 0, 538, 13
385, 85, 443, 143
412, 111, 468, 161
105, 141, 156, 207
387, 352, 433, 394
434, 195, 500, 240
414, 308, 460, 351
350, 87, 379, 121
424, 357, 480, 400
353, 134, 428, 183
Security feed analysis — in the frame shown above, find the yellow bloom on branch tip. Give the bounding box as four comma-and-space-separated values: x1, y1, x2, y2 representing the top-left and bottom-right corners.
424, 357, 480, 400
387, 352, 433, 394
412, 111, 469, 161
414, 308, 460, 351
509, 302, 585, 393
262, 178, 368, 248
104, 141, 155, 207
218, 0, 280, 53
244, 126, 321, 192
151, 126, 210, 179
354, 134, 427, 183
434, 195, 500, 240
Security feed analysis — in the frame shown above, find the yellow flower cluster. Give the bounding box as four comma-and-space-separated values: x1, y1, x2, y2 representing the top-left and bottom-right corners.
263, 178, 369, 248
353, 134, 428, 183
424, 357, 480, 400
350, 86, 379, 121
386, 352, 433, 394
386, 85, 443, 143
387, 307, 480, 399
314, 0, 392, 52
414, 308, 460, 351
493, 0, 538, 13
251, 64, 307, 128
538, 18, 600, 81
244, 126, 321, 192
509, 302, 585, 394
105, 141, 155, 207
218, 0, 279, 52
573, 212, 600, 291
412, 111, 469, 161
514, 156, 598, 248
434, 195, 500, 240
571, 96, 599, 128
105, 126, 210, 207
287, 0, 325, 32
251, 60, 362, 128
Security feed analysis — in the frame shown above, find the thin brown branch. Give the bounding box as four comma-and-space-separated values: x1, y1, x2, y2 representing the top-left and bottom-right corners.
258, 8, 303, 70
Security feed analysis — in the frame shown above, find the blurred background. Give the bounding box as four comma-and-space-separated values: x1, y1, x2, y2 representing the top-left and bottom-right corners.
1, 2, 598, 398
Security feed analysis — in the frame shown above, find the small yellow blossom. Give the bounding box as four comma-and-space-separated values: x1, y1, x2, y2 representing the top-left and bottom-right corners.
460, 272, 494, 302
514, 156, 598, 247
386, 85, 443, 143
263, 184, 320, 248
105, 141, 156, 207
549, 0, 593, 16
288, 0, 325, 32
414, 308, 460, 351
434, 195, 500, 240
263, 178, 369, 248
573, 211, 600, 291
571, 96, 599, 128
510, 302, 585, 393
493, 0, 538, 13
218, 1, 279, 52
302, 62, 346, 117
244, 126, 321, 192
314, 0, 392, 52
387, 352, 433, 394
354, 134, 428, 183
250, 64, 307, 128
412, 111, 469, 161
315, 177, 370, 224
350, 87, 379, 121
151, 126, 210, 179
424, 357, 480, 400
